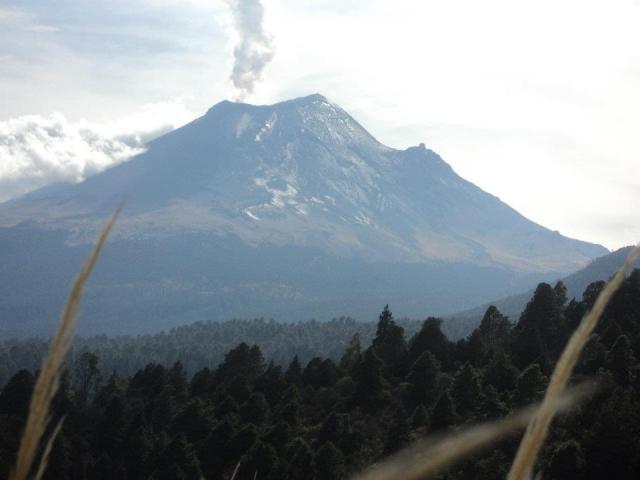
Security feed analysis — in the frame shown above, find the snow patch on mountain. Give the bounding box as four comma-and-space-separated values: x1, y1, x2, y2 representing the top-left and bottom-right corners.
254, 177, 299, 209
244, 208, 260, 220
255, 113, 277, 142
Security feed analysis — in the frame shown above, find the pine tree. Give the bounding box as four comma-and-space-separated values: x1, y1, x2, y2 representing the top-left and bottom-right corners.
263, 421, 291, 454
484, 351, 519, 392
286, 439, 315, 479
480, 384, 509, 420
215, 395, 239, 418
408, 317, 451, 367
319, 412, 349, 444
168, 361, 188, 402
545, 440, 585, 479
516, 282, 565, 355
162, 433, 202, 480
513, 363, 547, 406
255, 362, 286, 404
226, 376, 251, 404
452, 363, 484, 417
279, 396, 302, 428
582, 280, 606, 309
171, 398, 212, 442
407, 351, 441, 406
410, 404, 430, 428
352, 348, 385, 407
302, 357, 339, 387
576, 334, 607, 375
372, 305, 407, 376
606, 334, 635, 385
241, 441, 278, 479
199, 420, 235, 478
189, 368, 214, 398
124, 426, 154, 479
98, 394, 130, 452
240, 393, 270, 425
216, 343, 265, 384
151, 388, 177, 433
383, 407, 410, 455
0, 369, 34, 417
284, 355, 302, 385
90, 451, 114, 480
339, 333, 362, 373
477, 306, 512, 355
226, 424, 259, 461
512, 324, 546, 370
315, 442, 346, 480
430, 391, 457, 431
553, 281, 568, 307
73, 351, 102, 406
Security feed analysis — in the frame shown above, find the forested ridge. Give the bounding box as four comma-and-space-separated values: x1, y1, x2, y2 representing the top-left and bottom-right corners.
0, 317, 479, 388
2, 271, 640, 479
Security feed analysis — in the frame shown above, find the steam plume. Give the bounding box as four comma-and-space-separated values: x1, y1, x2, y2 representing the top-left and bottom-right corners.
227, 0, 275, 101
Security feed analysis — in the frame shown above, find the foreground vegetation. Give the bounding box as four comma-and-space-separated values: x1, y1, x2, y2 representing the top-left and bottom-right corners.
1, 270, 640, 479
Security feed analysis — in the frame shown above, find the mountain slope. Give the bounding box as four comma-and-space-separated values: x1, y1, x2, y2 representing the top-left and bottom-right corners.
0, 94, 607, 337
448, 246, 639, 337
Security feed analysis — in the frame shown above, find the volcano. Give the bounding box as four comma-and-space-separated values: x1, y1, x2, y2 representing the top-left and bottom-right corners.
0, 94, 607, 337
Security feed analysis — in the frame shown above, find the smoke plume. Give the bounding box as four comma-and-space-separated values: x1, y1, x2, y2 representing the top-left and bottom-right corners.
227, 0, 275, 101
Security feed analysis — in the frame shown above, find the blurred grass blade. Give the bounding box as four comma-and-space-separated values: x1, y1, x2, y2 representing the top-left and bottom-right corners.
507, 242, 640, 480
230, 461, 242, 480
33, 418, 64, 480
352, 384, 591, 480
11, 204, 122, 480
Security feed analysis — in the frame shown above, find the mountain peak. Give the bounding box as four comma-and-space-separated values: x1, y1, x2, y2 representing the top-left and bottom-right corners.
287, 93, 329, 104
206, 93, 331, 114
197, 93, 383, 154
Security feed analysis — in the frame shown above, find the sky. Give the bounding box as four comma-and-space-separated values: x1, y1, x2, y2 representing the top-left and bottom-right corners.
0, 0, 639, 250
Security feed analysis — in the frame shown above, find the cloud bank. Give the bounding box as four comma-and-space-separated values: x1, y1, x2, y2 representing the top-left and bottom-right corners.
0, 102, 192, 203
227, 0, 275, 101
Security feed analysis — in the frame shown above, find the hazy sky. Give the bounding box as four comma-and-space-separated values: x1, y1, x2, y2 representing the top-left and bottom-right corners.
1, 0, 639, 250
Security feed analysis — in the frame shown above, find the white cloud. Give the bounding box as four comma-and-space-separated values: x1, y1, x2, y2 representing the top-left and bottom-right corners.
0, 100, 193, 202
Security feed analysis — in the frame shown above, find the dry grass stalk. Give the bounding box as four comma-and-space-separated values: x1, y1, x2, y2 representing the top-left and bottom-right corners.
229, 461, 242, 480
507, 242, 640, 480
10, 204, 122, 480
33, 419, 64, 480
352, 384, 591, 480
